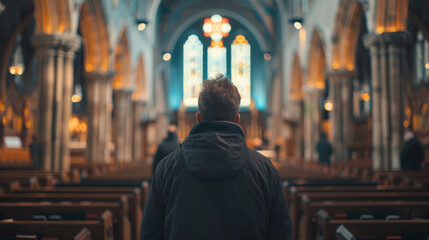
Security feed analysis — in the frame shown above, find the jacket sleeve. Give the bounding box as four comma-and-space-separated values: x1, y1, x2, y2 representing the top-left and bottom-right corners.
267, 177, 293, 240
140, 171, 164, 240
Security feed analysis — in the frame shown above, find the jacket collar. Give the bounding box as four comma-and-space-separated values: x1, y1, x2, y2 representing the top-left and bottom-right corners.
189, 121, 245, 137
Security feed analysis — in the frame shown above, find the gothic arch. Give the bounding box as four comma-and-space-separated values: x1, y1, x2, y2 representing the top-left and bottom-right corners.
113, 27, 131, 89
376, 0, 408, 33
79, 0, 110, 72
332, 0, 364, 70
307, 28, 326, 89
290, 53, 303, 100
33, 0, 72, 34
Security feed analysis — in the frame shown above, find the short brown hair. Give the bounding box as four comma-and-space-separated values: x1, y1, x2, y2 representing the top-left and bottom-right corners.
198, 75, 241, 122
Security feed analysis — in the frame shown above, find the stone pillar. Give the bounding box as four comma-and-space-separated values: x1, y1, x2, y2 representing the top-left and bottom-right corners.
85, 71, 114, 164
327, 72, 343, 161
327, 70, 356, 161
364, 32, 410, 170
113, 88, 133, 162
31, 34, 80, 171
303, 86, 324, 161
132, 100, 146, 161
288, 99, 304, 159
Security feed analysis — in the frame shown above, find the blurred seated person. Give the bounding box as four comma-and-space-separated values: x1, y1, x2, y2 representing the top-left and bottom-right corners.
152, 124, 180, 174
400, 130, 425, 170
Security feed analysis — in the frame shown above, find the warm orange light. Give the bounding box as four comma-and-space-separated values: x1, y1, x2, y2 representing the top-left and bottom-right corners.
210, 40, 224, 48
71, 94, 82, 103
132, 92, 139, 101
346, 64, 354, 70
9, 66, 24, 75
233, 35, 248, 44
332, 62, 339, 70
264, 53, 272, 61
404, 120, 409, 128
425, 63, 429, 69
324, 100, 333, 111
360, 93, 370, 102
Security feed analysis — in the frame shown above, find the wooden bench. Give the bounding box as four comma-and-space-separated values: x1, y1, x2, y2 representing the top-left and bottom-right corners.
0, 210, 113, 240
317, 210, 429, 240
0, 200, 131, 240
299, 200, 429, 240
0, 191, 141, 240
289, 190, 429, 240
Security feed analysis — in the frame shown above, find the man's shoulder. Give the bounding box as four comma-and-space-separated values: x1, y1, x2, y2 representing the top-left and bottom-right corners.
154, 148, 184, 175
247, 148, 279, 176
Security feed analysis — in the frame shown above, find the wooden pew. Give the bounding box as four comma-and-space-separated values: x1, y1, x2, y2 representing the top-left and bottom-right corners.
299, 200, 429, 240
0, 192, 141, 240
75, 228, 92, 240
0, 200, 131, 240
0, 210, 113, 240
317, 210, 429, 240
10, 185, 146, 216
289, 190, 429, 240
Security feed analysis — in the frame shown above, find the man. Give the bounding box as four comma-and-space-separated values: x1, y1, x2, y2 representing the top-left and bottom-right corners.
316, 132, 333, 166
152, 124, 180, 174
140, 75, 292, 240
400, 130, 425, 170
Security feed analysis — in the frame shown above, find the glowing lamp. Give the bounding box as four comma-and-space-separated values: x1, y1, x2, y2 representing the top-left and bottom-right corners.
294, 22, 302, 30
324, 100, 333, 111
136, 19, 148, 31
264, 53, 272, 61
9, 66, 23, 75
360, 93, 370, 102
71, 94, 82, 103
425, 63, 429, 69
137, 23, 146, 31
163, 53, 171, 61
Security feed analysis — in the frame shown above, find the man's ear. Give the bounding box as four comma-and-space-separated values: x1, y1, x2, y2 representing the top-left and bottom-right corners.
235, 114, 240, 124
196, 112, 202, 123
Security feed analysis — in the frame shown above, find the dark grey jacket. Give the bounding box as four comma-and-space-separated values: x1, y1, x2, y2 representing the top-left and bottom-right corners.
140, 121, 292, 240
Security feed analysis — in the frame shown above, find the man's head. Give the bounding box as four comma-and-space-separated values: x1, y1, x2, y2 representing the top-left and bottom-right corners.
196, 75, 241, 123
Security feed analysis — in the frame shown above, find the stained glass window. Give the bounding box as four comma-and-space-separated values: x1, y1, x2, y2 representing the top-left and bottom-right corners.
183, 34, 203, 106
208, 40, 227, 78
231, 35, 251, 106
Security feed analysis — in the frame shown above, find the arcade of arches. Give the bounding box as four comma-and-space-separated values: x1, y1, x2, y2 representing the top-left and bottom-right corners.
1, 0, 428, 171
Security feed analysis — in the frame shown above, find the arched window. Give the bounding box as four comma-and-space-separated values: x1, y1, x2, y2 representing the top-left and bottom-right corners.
231, 35, 251, 106
207, 40, 227, 78
183, 34, 203, 106
415, 31, 429, 85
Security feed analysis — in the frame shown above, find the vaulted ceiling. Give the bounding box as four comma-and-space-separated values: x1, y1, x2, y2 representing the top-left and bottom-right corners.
156, 0, 284, 52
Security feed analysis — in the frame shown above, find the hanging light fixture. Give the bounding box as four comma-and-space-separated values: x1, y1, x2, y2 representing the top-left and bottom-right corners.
71, 84, 83, 103
9, 35, 24, 76
324, 99, 333, 111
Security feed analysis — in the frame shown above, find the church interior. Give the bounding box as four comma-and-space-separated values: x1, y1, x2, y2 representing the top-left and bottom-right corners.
1, 0, 429, 239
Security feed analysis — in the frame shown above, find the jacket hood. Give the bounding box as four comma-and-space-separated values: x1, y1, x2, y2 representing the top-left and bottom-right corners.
182, 121, 248, 179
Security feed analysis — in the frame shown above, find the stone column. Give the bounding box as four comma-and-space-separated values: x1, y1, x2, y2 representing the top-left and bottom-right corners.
364, 32, 410, 170
85, 71, 114, 164
327, 71, 343, 161
303, 86, 324, 161
113, 88, 133, 162
288, 99, 304, 159
132, 100, 146, 161
327, 70, 356, 161
31, 34, 80, 171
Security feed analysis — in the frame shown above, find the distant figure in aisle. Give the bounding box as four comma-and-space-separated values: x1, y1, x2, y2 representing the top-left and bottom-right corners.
152, 124, 180, 174
400, 130, 425, 170
141, 75, 292, 240
316, 132, 333, 166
